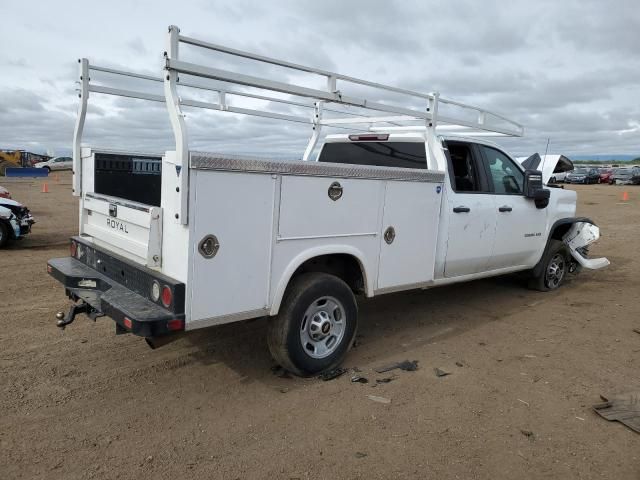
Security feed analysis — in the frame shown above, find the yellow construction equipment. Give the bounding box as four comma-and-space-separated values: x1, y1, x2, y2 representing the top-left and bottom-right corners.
0, 150, 50, 175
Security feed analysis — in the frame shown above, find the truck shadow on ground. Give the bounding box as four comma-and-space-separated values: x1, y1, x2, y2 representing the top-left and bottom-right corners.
180, 273, 539, 385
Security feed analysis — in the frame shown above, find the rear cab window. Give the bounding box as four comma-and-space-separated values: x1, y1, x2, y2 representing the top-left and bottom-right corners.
444, 141, 491, 193
318, 141, 427, 169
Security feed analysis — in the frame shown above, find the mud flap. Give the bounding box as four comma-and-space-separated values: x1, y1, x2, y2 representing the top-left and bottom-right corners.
563, 222, 610, 270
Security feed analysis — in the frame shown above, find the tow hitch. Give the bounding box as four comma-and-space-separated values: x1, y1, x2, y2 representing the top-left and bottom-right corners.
55, 300, 103, 329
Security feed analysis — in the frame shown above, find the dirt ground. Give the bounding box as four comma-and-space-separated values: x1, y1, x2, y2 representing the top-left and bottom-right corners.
1, 173, 639, 480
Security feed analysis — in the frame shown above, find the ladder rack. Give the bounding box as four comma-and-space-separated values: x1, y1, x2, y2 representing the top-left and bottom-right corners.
73, 25, 524, 224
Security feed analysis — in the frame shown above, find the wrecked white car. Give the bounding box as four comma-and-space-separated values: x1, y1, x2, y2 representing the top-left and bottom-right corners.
0, 198, 35, 248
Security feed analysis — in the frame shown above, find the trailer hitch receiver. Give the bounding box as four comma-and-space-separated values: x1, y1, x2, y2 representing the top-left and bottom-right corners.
56, 301, 102, 329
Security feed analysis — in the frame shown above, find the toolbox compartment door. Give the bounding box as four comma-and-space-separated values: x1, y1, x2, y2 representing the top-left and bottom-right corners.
188, 170, 275, 326
377, 181, 442, 290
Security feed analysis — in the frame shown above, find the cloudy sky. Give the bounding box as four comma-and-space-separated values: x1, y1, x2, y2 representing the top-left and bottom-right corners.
1, 0, 638, 159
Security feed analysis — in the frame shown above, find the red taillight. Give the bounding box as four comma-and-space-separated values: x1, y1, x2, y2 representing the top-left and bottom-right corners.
167, 319, 184, 331
69, 241, 77, 257
161, 286, 172, 308
123, 317, 132, 329
348, 134, 389, 141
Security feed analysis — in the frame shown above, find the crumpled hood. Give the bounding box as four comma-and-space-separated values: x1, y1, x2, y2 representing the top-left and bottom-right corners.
517, 154, 574, 184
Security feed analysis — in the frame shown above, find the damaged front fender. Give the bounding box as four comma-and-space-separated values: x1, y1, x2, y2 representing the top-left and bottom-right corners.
563, 221, 610, 270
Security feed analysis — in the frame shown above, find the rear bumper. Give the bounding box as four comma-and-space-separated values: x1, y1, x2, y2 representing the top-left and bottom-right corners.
48, 256, 184, 337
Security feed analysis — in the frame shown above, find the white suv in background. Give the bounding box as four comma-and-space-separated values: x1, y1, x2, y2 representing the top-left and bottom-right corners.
35, 156, 73, 172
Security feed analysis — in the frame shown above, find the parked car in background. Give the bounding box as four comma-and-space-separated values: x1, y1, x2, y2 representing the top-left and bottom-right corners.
0, 197, 35, 247
0, 186, 11, 199
549, 170, 569, 183
599, 168, 614, 184
34, 156, 73, 172
611, 166, 640, 185
565, 167, 600, 184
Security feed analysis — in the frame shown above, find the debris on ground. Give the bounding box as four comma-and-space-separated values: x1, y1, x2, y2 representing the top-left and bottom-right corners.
633, 328, 640, 335
317, 367, 347, 381
367, 395, 391, 404
455, 361, 464, 367
520, 429, 535, 441
593, 392, 640, 434
434, 368, 450, 377
518, 399, 530, 407
271, 365, 291, 379
376, 377, 395, 384
351, 375, 368, 384
374, 360, 419, 373
354, 452, 368, 458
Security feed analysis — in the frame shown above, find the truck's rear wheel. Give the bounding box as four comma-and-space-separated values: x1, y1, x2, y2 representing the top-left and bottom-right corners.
267, 272, 358, 376
528, 240, 569, 291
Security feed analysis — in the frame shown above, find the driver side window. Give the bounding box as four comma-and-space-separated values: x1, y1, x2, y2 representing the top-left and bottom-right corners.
481, 146, 524, 195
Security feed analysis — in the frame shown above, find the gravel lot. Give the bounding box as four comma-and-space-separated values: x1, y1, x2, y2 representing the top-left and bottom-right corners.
1, 173, 638, 479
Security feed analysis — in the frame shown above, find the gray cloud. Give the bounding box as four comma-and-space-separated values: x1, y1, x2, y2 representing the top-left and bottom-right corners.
126, 37, 149, 55
0, 0, 638, 158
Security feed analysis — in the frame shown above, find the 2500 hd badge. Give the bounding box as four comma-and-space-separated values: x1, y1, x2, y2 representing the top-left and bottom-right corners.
106, 218, 129, 234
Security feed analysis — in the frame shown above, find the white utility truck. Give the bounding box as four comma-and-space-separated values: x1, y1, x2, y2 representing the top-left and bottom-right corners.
48, 26, 609, 375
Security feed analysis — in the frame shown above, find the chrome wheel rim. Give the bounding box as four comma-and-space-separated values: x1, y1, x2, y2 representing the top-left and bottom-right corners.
546, 253, 566, 289
299, 296, 346, 359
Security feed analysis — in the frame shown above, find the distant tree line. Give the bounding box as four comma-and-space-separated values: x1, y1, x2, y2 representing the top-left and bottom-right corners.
572, 158, 640, 165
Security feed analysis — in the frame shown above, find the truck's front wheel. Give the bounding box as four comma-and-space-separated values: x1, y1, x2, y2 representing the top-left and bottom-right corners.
528, 240, 569, 291
267, 272, 358, 376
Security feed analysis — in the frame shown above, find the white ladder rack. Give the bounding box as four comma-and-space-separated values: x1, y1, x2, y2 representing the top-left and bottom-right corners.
73, 25, 524, 224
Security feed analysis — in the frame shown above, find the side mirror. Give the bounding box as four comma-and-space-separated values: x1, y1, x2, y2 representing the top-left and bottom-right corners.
523, 169, 550, 209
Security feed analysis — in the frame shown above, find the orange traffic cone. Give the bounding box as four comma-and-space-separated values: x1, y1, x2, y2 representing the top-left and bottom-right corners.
622, 191, 629, 202
41, 182, 49, 193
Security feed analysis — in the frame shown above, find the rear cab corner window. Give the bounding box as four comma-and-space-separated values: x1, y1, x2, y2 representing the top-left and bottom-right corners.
318, 141, 427, 169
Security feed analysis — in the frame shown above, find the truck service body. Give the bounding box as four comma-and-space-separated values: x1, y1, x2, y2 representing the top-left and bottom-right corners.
48, 26, 609, 374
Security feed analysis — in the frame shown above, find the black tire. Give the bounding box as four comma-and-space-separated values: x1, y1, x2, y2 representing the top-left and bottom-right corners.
267, 272, 358, 376
44, 166, 51, 173
528, 240, 570, 291
0, 221, 10, 248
